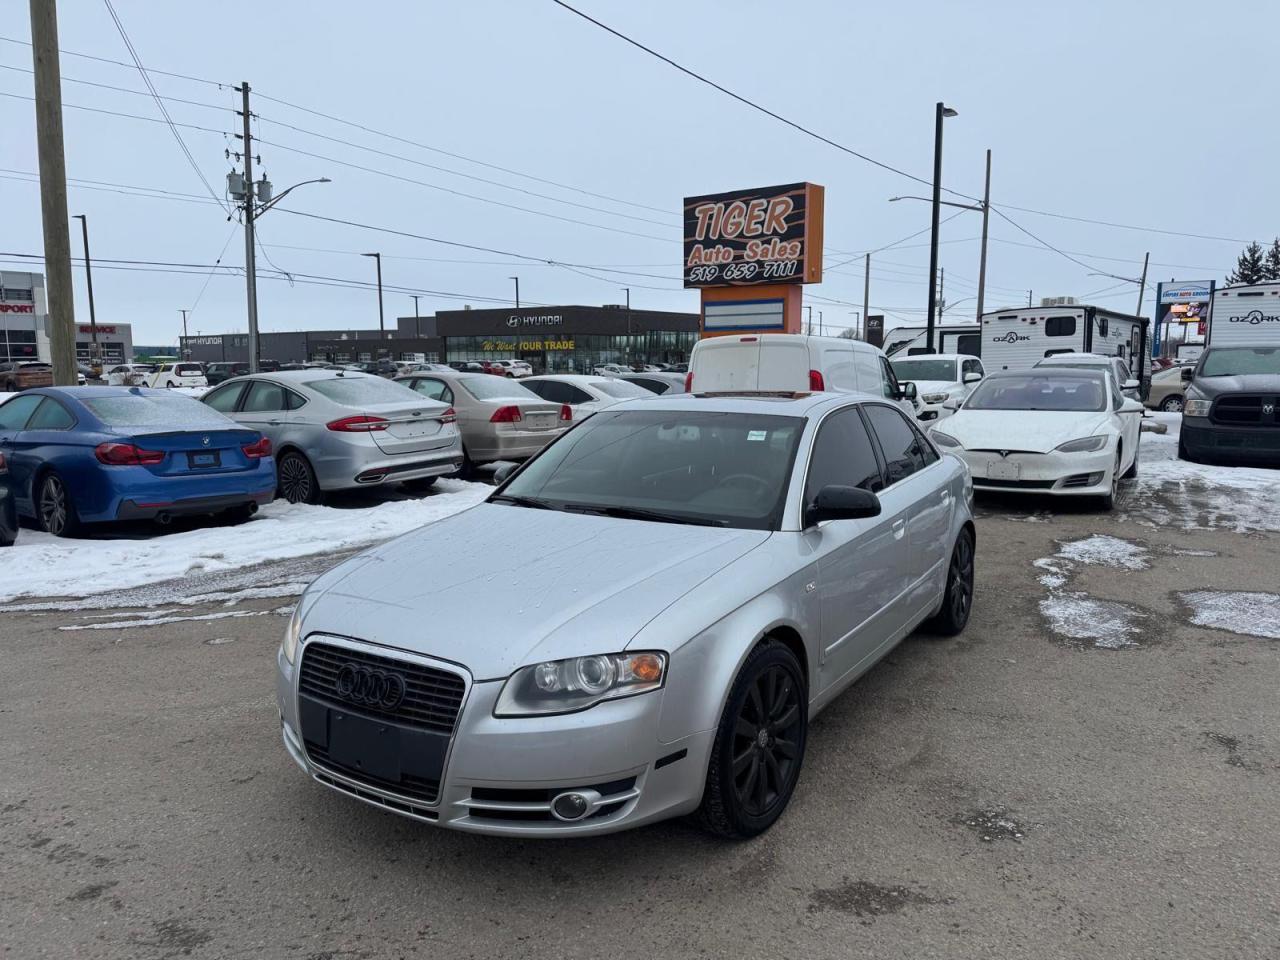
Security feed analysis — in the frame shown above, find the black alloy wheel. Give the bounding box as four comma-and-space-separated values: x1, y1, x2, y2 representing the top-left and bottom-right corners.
699, 640, 807, 838
929, 527, 975, 635
277, 451, 320, 505
39, 473, 79, 537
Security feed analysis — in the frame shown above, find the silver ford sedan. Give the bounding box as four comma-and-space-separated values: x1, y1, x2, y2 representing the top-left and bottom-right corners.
276, 391, 975, 838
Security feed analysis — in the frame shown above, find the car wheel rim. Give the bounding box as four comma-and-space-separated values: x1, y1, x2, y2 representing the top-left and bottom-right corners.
41, 478, 66, 535
1165, 398, 1183, 412
731, 665, 802, 817
949, 534, 974, 623
279, 457, 311, 503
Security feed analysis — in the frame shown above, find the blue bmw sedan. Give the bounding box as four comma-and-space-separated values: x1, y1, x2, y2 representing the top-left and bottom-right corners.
0, 387, 276, 537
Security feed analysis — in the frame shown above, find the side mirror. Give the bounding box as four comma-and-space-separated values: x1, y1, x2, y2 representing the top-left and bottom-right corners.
493, 462, 518, 485
897, 381, 918, 401
1122, 378, 1140, 391
1121, 398, 1145, 414
963, 371, 982, 384
942, 397, 962, 411
1181, 368, 1193, 382
805, 485, 881, 527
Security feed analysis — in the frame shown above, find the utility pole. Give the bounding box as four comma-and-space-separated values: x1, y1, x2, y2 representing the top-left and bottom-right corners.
925, 102, 957, 354
236, 81, 261, 373
805, 304, 813, 335
509, 276, 520, 309
411, 294, 421, 317
1135, 252, 1150, 317
818, 310, 824, 336
938, 267, 946, 321
975, 149, 991, 323
29, 0, 77, 385
1027, 289, 1033, 307
73, 214, 99, 372
362, 252, 384, 340
863, 254, 870, 341
179, 309, 190, 358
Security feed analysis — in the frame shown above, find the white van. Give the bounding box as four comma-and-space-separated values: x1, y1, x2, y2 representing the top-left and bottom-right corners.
1207, 282, 1280, 346
687, 334, 917, 416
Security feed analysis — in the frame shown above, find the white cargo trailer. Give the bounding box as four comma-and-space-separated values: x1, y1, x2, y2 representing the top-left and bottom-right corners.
980, 305, 1150, 386
1207, 282, 1280, 346
881, 323, 982, 357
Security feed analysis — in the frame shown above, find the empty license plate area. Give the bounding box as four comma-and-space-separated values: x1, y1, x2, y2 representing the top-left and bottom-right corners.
987, 459, 1020, 481
187, 450, 221, 469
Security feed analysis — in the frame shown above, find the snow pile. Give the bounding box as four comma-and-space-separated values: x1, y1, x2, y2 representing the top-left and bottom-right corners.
1179, 591, 1280, 640
1040, 592, 1146, 649
1056, 534, 1150, 570
1033, 557, 1068, 589
0, 480, 489, 603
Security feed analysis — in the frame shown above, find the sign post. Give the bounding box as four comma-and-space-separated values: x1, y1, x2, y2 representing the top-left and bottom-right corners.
683, 182, 825, 337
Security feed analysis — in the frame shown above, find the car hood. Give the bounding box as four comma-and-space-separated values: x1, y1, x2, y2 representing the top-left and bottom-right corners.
301, 503, 771, 680
943, 409, 1114, 453
1191, 374, 1280, 397
906, 379, 961, 396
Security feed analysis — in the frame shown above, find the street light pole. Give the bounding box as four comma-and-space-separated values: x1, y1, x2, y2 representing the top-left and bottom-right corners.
925, 102, 957, 354
411, 294, 421, 317
509, 276, 520, 309
974, 149, 992, 323
73, 213, 98, 371
179, 309, 189, 358
362, 252, 384, 340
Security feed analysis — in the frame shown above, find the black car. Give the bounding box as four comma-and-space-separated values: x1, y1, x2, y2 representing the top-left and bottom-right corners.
0, 443, 17, 546
1179, 343, 1280, 465
205, 362, 250, 385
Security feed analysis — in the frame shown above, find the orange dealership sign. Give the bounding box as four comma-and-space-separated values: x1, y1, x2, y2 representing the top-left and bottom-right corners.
683, 182, 824, 288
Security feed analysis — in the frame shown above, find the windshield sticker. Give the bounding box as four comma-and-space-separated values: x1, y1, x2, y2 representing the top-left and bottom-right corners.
747, 430, 768, 442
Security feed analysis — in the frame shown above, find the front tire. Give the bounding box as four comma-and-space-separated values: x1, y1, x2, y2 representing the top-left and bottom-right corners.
697, 640, 807, 839
38, 472, 81, 537
1099, 449, 1121, 511
1160, 395, 1184, 413
928, 527, 975, 636
277, 451, 321, 505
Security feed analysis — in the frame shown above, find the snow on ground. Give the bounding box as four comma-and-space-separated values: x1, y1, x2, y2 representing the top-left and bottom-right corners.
1178, 591, 1280, 640
1040, 592, 1147, 649
0, 480, 489, 603
1055, 534, 1150, 570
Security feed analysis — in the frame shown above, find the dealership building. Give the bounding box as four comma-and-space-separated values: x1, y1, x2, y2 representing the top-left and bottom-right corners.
0, 270, 50, 363
181, 304, 699, 371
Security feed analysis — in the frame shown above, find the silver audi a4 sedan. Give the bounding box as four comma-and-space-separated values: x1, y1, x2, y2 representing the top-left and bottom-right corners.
276, 391, 976, 838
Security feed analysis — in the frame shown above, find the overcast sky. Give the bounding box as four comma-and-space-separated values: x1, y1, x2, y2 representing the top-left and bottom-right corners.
4, 0, 1278, 345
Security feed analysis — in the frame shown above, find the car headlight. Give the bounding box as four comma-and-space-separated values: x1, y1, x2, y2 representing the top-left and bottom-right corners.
1184, 399, 1212, 417
494, 651, 666, 717
930, 430, 962, 448
282, 604, 303, 664
1054, 435, 1108, 453
922, 392, 949, 404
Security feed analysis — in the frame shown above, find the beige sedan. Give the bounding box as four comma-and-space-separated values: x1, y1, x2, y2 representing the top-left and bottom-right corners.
1144, 365, 1190, 413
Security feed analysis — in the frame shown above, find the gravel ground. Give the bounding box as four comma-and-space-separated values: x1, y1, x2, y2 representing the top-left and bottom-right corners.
2, 430, 1278, 960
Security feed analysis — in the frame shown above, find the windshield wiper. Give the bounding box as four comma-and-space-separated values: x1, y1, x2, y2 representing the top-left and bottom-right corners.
560, 503, 728, 527
489, 494, 556, 510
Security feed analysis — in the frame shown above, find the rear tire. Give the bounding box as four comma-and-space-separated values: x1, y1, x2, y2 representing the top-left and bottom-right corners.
1160, 395, 1184, 413
697, 640, 807, 839
38, 472, 81, 538
1122, 440, 1139, 479
928, 527, 975, 636
401, 476, 438, 493
456, 446, 478, 481
277, 451, 321, 505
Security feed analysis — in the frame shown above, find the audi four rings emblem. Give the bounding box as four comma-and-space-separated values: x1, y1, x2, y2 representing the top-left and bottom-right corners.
334, 663, 407, 710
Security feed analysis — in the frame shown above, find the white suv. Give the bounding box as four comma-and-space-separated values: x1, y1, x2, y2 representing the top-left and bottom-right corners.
146, 362, 208, 389
1033, 353, 1140, 400
890, 353, 985, 424
490, 359, 532, 378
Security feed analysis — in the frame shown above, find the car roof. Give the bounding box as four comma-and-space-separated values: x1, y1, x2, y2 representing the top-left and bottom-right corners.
30, 385, 171, 400
891, 352, 976, 362
604, 390, 886, 417
1034, 353, 1112, 364
986, 368, 1107, 381
524, 374, 614, 385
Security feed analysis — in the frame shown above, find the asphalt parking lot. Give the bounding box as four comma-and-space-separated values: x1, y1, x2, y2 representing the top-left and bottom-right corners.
2, 437, 1278, 959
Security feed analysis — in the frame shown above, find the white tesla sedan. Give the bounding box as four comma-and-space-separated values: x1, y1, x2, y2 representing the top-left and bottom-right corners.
929, 369, 1143, 510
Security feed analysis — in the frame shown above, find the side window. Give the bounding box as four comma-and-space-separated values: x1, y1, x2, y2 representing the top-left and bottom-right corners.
524, 380, 563, 403
804, 407, 884, 502
0, 394, 43, 431
878, 357, 900, 399
911, 421, 939, 466
864, 404, 925, 484
564, 385, 594, 404
955, 333, 981, 356
284, 389, 308, 410
1045, 316, 1077, 337
412, 378, 450, 404
242, 380, 288, 412
1116, 360, 1132, 382
962, 359, 982, 379
25, 398, 76, 430
203, 382, 246, 413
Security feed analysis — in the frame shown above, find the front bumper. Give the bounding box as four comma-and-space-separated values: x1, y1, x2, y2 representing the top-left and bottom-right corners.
953, 446, 1114, 495
1181, 419, 1280, 464
916, 400, 955, 424
276, 636, 710, 837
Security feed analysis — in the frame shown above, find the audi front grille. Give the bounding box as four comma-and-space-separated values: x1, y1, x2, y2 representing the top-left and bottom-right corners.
298, 641, 466, 735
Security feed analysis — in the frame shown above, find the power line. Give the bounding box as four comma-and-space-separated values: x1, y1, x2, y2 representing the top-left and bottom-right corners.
0, 34, 227, 87
0, 61, 232, 113
99, 0, 229, 212
0, 92, 226, 136
186, 224, 240, 317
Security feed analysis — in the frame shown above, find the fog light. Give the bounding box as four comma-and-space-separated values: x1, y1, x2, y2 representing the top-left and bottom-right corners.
551, 790, 598, 822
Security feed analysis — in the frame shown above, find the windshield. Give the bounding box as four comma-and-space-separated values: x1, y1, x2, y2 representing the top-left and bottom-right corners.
891, 358, 958, 382
965, 374, 1108, 412
460, 377, 541, 401
591, 379, 652, 399
306, 375, 420, 406
83, 393, 238, 429
1200, 347, 1280, 377
497, 409, 804, 530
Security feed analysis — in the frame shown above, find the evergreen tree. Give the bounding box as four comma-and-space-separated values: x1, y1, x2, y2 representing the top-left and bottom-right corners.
1227, 241, 1267, 285
1264, 238, 1280, 282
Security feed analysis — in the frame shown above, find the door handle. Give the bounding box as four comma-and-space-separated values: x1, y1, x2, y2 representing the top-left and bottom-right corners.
940, 489, 951, 504
892, 518, 906, 540
268, 420, 282, 426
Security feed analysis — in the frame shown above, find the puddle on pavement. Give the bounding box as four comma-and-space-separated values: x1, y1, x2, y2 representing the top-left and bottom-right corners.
1178, 591, 1280, 640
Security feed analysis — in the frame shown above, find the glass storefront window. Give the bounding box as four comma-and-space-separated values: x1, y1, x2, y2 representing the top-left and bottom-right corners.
443, 332, 695, 373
